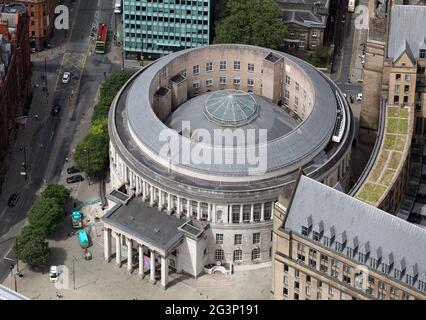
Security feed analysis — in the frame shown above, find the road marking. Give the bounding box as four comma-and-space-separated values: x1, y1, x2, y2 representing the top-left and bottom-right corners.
3, 249, 15, 262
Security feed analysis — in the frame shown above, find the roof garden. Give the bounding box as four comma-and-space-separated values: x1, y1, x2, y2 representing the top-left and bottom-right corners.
355, 106, 411, 206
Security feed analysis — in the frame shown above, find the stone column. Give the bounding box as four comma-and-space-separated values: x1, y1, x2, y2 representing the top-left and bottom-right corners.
104, 228, 111, 262
207, 203, 211, 221
127, 238, 133, 273
176, 197, 181, 218
187, 199, 191, 218
158, 189, 163, 211
150, 185, 155, 206
197, 202, 201, 220
142, 181, 147, 201
150, 250, 156, 283
260, 203, 265, 222
139, 245, 145, 278
239, 205, 243, 223
250, 204, 254, 223
160, 256, 168, 290
167, 193, 172, 214
212, 204, 217, 223
115, 232, 122, 266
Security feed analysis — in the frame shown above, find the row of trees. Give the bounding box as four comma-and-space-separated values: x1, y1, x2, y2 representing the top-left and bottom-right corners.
14, 184, 71, 269
74, 72, 132, 177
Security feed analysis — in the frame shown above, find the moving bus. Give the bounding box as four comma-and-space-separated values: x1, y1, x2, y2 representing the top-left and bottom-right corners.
95, 23, 108, 54
348, 0, 356, 13
114, 0, 122, 14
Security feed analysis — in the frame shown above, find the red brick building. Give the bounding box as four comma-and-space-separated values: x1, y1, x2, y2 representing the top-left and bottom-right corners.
0, 3, 32, 188
2, 0, 58, 50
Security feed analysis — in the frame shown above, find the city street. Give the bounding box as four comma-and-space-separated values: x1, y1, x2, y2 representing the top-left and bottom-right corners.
0, 0, 121, 283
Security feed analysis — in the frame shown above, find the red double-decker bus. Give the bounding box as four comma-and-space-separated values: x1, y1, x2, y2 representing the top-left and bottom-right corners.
95, 23, 108, 54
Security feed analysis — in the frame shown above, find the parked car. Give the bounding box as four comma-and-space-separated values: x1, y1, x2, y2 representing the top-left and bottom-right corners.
49, 266, 59, 282
51, 103, 61, 115
67, 166, 80, 174
7, 193, 19, 207
356, 93, 363, 101
66, 175, 84, 184
62, 72, 71, 84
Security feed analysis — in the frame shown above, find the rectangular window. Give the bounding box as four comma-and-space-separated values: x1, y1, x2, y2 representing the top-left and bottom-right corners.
220, 61, 227, 70
396, 74, 401, 81
248, 63, 255, 72
193, 65, 200, 75
305, 286, 311, 296
192, 80, 200, 89
295, 82, 300, 92
284, 263, 289, 272
394, 84, 400, 94
206, 78, 213, 87
285, 75, 291, 85
283, 287, 288, 296
404, 85, 410, 93
234, 61, 240, 70
405, 74, 411, 81
206, 62, 213, 72
253, 232, 260, 244
247, 78, 254, 87
216, 233, 223, 244
234, 234, 242, 245
283, 275, 288, 285
220, 76, 227, 85
294, 96, 299, 106
420, 49, 426, 59
284, 90, 290, 99
233, 77, 241, 85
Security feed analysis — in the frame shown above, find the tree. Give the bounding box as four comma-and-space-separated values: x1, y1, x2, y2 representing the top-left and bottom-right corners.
27, 197, 63, 237
14, 225, 50, 269
74, 131, 109, 176
307, 46, 330, 68
41, 183, 71, 207
214, 0, 287, 49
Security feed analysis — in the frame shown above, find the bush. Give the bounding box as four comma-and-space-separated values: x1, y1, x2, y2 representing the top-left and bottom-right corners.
14, 225, 50, 269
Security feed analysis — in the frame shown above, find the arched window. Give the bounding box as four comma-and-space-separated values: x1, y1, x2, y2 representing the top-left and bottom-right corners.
252, 248, 260, 261
233, 250, 242, 261
215, 249, 224, 261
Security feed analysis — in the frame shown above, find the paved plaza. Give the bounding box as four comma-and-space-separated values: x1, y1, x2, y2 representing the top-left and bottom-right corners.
2, 215, 272, 300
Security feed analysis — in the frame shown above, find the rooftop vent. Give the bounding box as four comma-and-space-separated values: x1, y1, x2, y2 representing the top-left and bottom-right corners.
153, 227, 160, 233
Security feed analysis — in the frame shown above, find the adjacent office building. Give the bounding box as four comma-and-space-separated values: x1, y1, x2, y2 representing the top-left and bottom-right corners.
122, 0, 213, 59
272, 174, 426, 300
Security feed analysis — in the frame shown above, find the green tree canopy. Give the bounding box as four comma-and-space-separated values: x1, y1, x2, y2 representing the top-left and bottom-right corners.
74, 131, 109, 176
14, 225, 50, 269
41, 183, 71, 207
214, 0, 287, 49
27, 197, 63, 237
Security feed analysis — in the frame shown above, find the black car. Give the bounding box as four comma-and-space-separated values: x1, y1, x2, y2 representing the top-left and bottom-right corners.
67, 166, 80, 174
66, 175, 84, 184
7, 193, 19, 207
51, 104, 61, 115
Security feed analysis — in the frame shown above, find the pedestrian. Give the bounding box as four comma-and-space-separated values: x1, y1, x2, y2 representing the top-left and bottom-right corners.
65, 157, 69, 162
35, 114, 39, 120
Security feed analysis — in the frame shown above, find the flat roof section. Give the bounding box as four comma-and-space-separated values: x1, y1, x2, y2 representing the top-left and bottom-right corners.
102, 198, 185, 254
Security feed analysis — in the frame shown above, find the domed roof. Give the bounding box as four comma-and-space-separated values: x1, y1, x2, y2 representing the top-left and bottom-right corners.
203, 89, 258, 127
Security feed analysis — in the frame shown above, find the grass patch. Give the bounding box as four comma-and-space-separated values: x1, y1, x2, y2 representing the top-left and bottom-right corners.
399, 107, 409, 118
398, 120, 408, 134
387, 107, 400, 118
384, 134, 407, 151
369, 150, 389, 182
356, 182, 387, 204
386, 118, 398, 133
388, 152, 402, 170
380, 169, 396, 187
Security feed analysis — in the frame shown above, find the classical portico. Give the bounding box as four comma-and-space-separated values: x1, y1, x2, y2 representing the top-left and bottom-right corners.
102, 195, 208, 290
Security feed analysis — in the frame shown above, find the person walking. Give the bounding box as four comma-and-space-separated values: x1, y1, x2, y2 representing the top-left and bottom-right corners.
35, 114, 39, 120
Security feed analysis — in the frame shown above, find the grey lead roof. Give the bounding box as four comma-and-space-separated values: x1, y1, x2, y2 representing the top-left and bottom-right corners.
125, 44, 341, 176
388, 5, 426, 61
284, 175, 426, 292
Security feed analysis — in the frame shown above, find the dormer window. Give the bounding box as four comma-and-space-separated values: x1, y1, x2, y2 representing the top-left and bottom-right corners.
382, 263, 390, 274
313, 231, 320, 241
394, 269, 402, 280
420, 49, 426, 59
335, 242, 344, 253
406, 275, 414, 286
301, 226, 310, 236
323, 236, 331, 247
370, 258, 379, 269
418, 280, 426, 292
358, 253, 367, 264
346, 247, 354, 258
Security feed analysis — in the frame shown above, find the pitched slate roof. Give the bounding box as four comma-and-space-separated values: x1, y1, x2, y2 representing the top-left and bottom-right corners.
284, 175, 426, 293
388, 5, 426, 61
